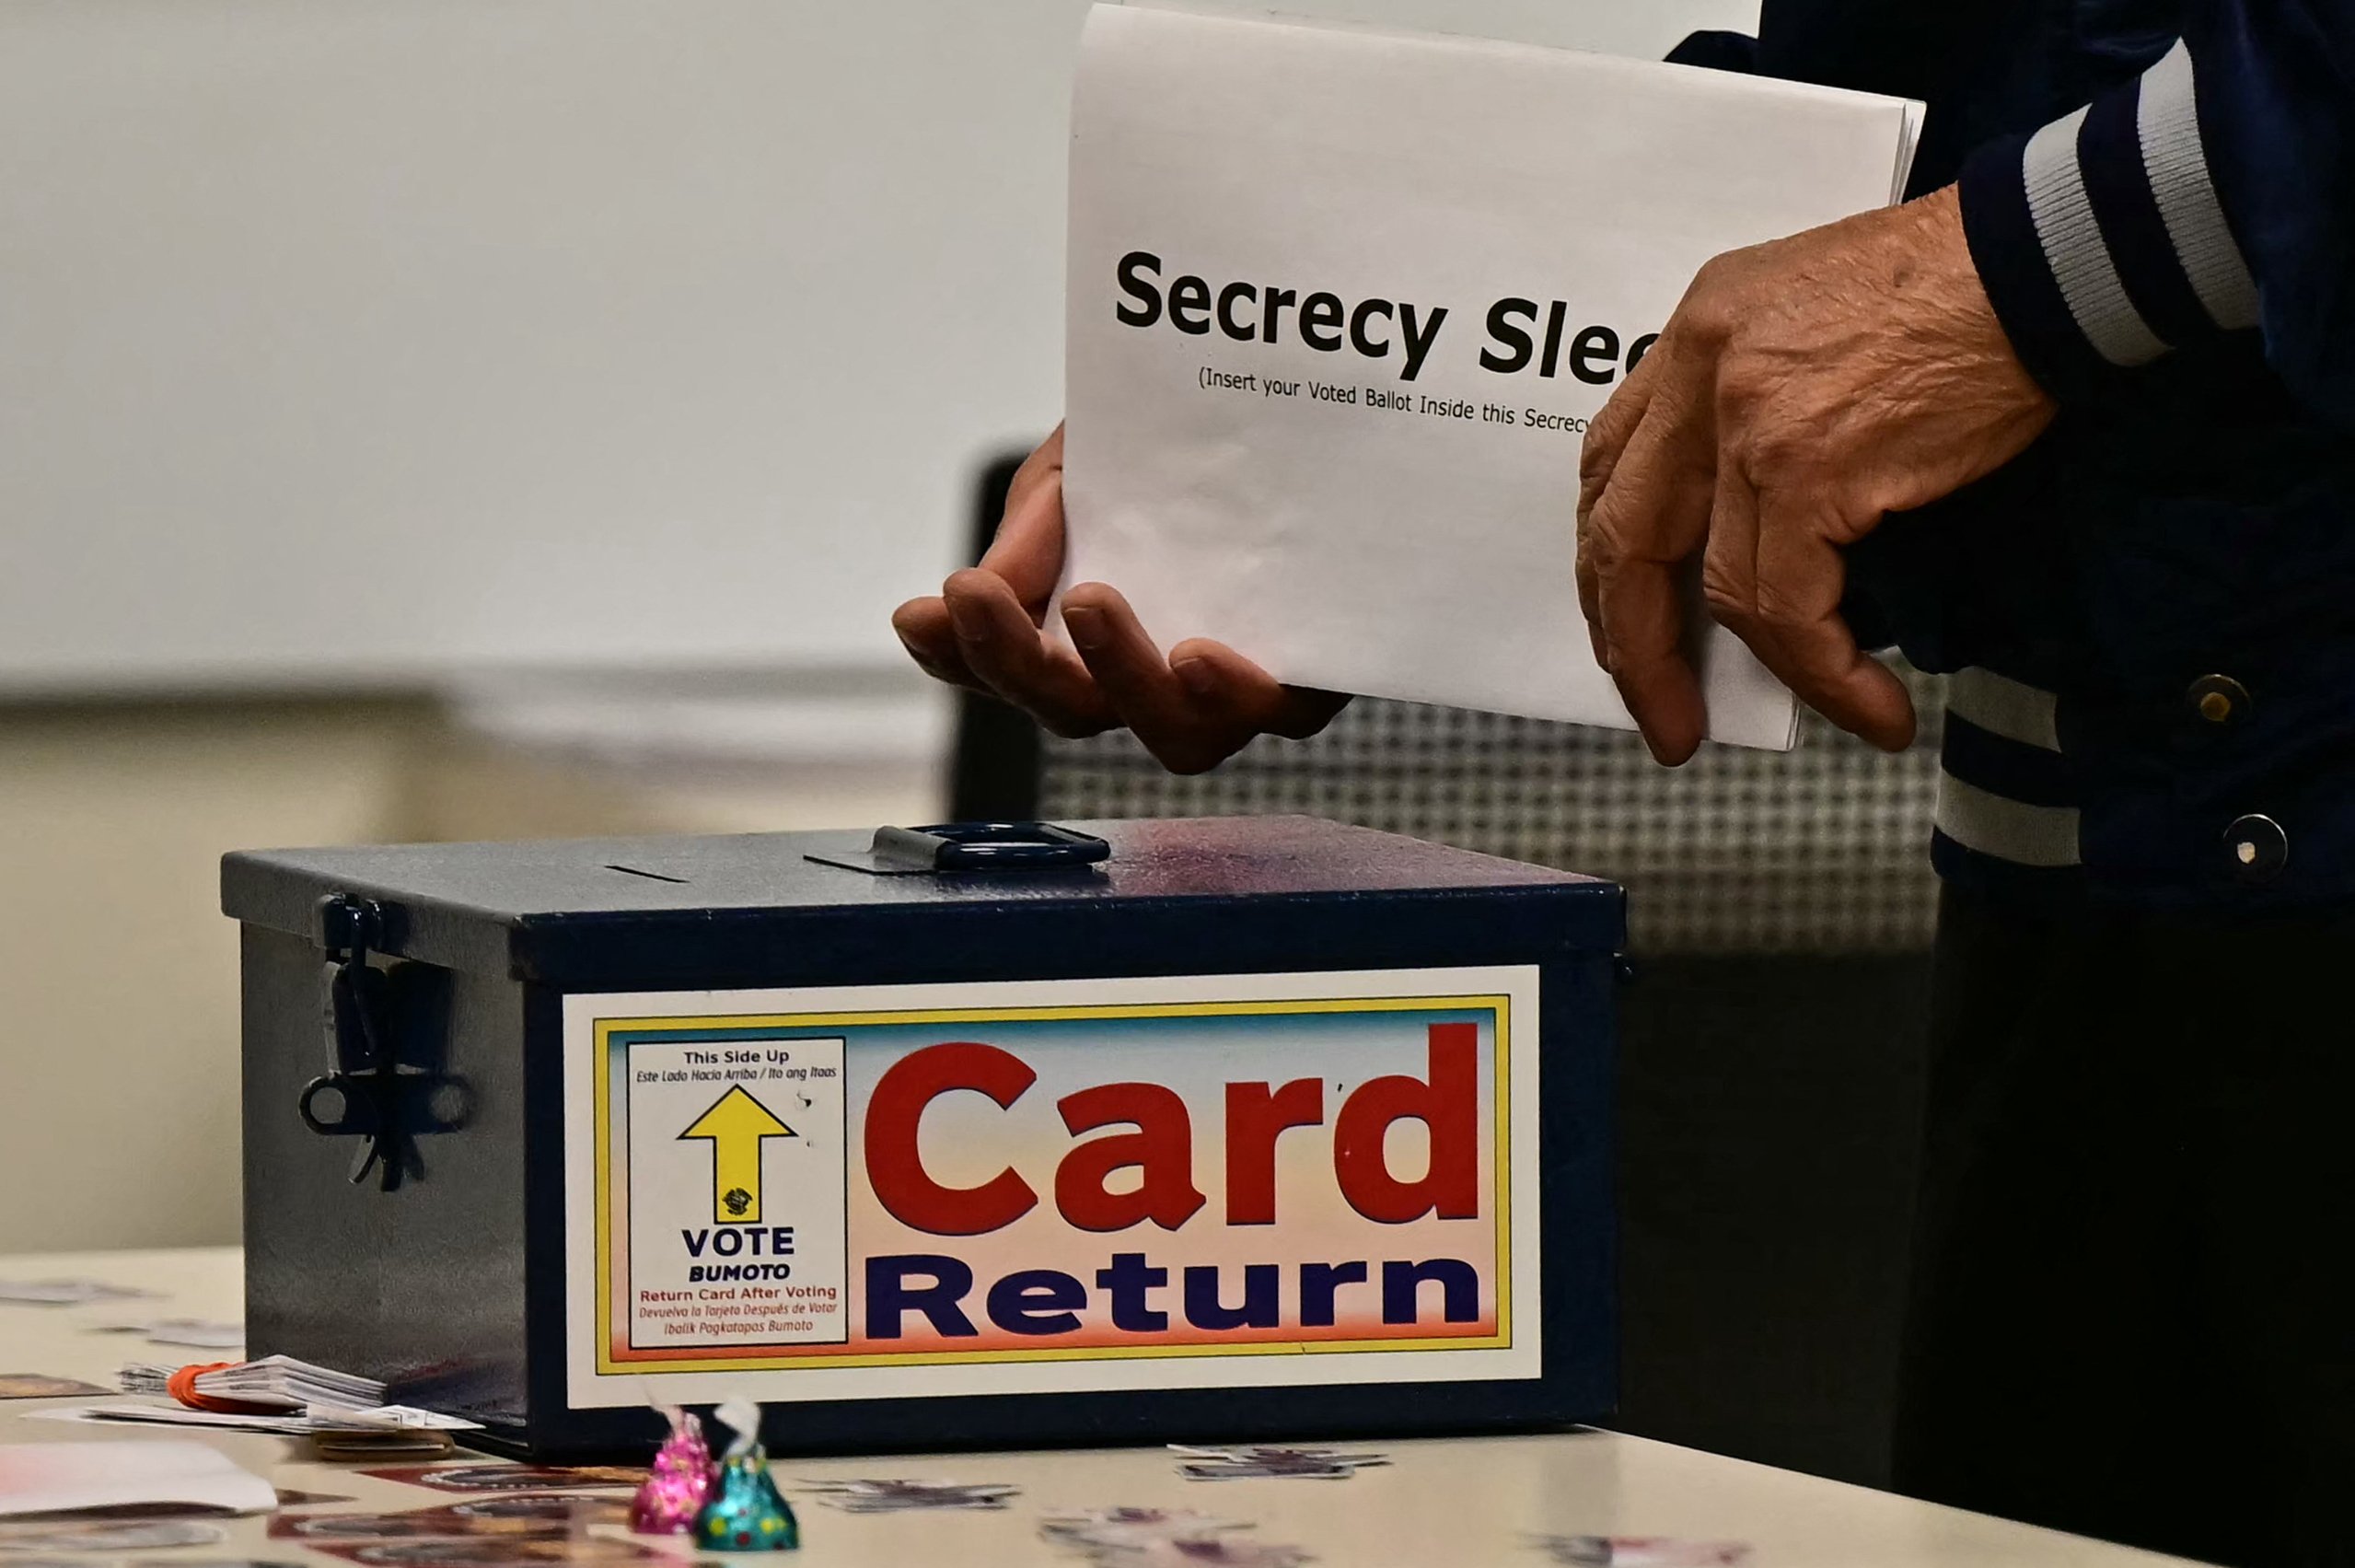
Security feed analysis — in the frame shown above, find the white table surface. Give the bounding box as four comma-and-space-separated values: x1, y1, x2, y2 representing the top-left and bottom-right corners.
1, 1247, 2192, 1567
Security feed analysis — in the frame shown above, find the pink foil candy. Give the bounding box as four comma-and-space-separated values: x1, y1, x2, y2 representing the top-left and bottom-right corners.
631, 1405, 717, 1534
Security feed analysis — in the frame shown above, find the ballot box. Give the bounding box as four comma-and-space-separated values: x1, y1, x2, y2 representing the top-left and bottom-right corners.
223, 816, 1621, 1458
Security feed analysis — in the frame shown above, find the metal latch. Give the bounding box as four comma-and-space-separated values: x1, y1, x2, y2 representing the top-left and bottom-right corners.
805, 821, 1112, 877
297, 894, 469, 1191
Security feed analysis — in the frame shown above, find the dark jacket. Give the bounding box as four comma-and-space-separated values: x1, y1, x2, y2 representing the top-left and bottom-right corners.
1679, 1, 2355, 912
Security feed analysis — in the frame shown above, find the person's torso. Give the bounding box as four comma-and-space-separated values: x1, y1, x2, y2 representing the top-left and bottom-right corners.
1704, 0, 2355, 912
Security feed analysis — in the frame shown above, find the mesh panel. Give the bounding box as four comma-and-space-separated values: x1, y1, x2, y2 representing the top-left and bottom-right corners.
1038, 669, 1948, 954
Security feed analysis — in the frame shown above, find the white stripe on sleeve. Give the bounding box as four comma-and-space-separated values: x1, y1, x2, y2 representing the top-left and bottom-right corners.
2024, 108, 2171, 366
2137, 41, 2261, 331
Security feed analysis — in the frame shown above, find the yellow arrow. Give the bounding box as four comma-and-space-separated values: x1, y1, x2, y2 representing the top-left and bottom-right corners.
679, 1085, 796, 1225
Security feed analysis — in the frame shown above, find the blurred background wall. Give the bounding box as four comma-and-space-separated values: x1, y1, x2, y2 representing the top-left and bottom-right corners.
3, 0, 1959, 1501
0, 0, 1754, 1258
0, 679, 945, 1253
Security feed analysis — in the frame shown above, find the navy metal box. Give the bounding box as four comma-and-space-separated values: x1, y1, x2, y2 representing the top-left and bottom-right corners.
223, 816, 1621, 1458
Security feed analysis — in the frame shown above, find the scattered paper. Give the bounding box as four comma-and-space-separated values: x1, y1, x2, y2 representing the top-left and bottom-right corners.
1041, 1507, 1253, 1549
99, 1320, 246, 1351
0, 1441, 275, 1520
1090, 1542, 1310, 1568
120, 1354, 380, 1410
1043, 1504, 1304, 1568
28, 1403, 479, 1441
1064, 3, 1926, 748
0, 1280, 154, 1307
358, 1465, 646, 1495
0, 1376, 110, 1402
0, 1519, 228, 1554
1170, 1445, 1391, 1481
1532, 1538, 1753, 1567
308, 1539, 662, 1567
269, 1497, 629, 1542
312, 1431, 458, 1463
797, 1478, 1017, 1513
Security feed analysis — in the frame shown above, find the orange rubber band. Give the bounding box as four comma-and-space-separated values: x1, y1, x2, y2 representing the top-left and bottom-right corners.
164, 1360, 279, 1414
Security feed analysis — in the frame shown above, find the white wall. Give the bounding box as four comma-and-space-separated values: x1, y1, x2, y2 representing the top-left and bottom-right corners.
0, 0, 1758, 1252
0, 682, 945, 1256
0, 0, 1756, 697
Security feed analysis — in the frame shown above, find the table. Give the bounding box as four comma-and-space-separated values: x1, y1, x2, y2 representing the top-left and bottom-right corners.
3, 1248, 2192, 1567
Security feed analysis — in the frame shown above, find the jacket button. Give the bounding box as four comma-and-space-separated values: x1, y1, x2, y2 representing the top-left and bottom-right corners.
2189, 674, 2250, 725
2223, 815, 2288, 882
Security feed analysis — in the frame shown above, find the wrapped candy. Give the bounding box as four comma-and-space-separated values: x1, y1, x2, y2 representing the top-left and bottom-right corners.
692, 1399, 800, 1552
629, 1405, 716, 1535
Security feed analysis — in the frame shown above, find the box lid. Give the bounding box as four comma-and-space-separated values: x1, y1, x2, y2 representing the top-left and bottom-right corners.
222, 815, 1621, 983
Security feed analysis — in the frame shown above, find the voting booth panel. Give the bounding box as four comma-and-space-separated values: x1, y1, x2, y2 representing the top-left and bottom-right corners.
225, 818, 1621, 1458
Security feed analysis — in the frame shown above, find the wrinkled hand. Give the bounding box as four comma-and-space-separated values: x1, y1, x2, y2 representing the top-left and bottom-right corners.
1576, 184, 2056, 764
893, 424, 1348, 773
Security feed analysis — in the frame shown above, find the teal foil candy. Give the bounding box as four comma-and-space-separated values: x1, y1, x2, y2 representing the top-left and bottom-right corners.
694, 1448, 801, 1552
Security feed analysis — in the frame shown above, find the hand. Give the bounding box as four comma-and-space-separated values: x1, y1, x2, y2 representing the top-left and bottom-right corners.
1576, 184, 2057, 764
893, 424, 1349, 773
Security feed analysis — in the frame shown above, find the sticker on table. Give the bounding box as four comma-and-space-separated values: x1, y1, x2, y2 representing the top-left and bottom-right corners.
272, 1499, 630, 1542
0, 1374, 110, 1400
359, 1466, 647, 1494
0, 1520, 228, 1553
797, 1478, 1016, 1513
312, 1539, 663, 1567
1041, 1507, 1255, 1550
1085, 1539, 1312, 1568
1530, 1537, 1754, 1567
442, 1497, 632, 1528
1171, 1446, 1392, 1481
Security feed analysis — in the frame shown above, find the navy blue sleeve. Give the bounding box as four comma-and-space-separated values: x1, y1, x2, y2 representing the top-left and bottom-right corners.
1955, 7, 2355, 428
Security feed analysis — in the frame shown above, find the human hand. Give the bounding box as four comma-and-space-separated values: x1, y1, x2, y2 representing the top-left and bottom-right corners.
1576, 184, 2056, 764
893, 424, 1349, 773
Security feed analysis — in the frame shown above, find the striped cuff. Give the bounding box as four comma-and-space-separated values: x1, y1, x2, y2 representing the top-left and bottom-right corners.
1957, 40, 2259, 402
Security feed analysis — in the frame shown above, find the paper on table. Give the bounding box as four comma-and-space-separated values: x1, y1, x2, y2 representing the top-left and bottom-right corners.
0, 1279, 155, 1306
0, 1439, 276, 1518
29, 1402, 481, 1435
1062, 3, 1925, 749
98, 1318, 246, 1350
119, 1353, 386, 1411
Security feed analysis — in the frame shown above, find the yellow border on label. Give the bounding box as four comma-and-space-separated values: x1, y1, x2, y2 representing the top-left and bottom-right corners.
591, 993, 1513, 1376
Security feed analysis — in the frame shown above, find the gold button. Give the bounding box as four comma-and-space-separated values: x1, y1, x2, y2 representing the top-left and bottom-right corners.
2189, 674, 2249, 726
2223, 814, 2288, 882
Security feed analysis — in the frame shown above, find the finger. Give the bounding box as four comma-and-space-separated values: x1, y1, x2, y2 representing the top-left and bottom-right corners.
1595, 554, 1708, 765
1584, 401, 1718, 766
1578, 342, 1703, 679
1697, 460, 1762, 639
890, 597, 988, 694
1061, 584, 1236, 773
1575, 550, 1608, 671
1167, 638, 1351, 741
942, 567, 1115, 738
979, 424, 1068, 616
1741, 508, 1916, 750
1578, 349, 1660, 535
